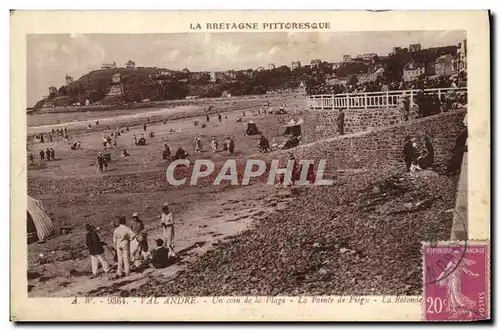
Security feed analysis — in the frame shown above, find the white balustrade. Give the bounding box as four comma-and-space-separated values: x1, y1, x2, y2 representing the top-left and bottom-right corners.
307, 88, 467, 110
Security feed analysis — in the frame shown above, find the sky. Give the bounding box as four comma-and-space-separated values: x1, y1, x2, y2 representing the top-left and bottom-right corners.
27, 30, 465, 106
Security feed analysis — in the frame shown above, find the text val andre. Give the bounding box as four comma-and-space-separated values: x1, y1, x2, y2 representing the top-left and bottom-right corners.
190, 22, 331, 30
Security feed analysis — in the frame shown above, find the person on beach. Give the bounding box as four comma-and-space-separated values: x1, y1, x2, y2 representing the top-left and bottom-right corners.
29, 153, 34, 165
112, 216, 136, 277
149, 239, 171, 269
336, 108, 345, 136
45, 148, 51, 161
160, 203, 176, 258
85, 224, 110, 277
50, 148, 55, 161
211, 137, 218, 152
39, 149, 45, 163
130, 212, 148, 269
402, 136, 415, 172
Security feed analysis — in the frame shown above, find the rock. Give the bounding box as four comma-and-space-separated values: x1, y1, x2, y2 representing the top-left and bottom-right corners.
339, 248, 350, 254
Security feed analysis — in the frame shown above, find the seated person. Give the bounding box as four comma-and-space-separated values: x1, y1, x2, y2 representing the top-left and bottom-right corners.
71, 142, 78, 150
149, 239, 171, 269
122, 149, 130, 157
149, 132, 155, 138
173, 147, 188, 160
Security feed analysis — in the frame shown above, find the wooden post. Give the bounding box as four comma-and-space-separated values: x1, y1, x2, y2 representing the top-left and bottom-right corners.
346, 94, 350, 109
364, 93, 368, 109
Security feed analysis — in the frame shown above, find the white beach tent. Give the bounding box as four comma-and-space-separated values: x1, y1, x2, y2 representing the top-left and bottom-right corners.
27, 196, 56, 241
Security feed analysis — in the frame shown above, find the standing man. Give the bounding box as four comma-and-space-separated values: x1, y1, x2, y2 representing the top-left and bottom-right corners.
218, 113, 222, 122
206, 114, 210, 122
336, 108, 345, 136
112, 216, 136, 277
131, 213, 148, 254
45, 148, 51, 161
163, 144, 171, 162
29, 153, 34, 165
403, 136, 415, 172
160, 203, 176, 258
85, 224, 110, 277
50, 148, 55, 161
143, 123, 147, 132
39, 149, 45, 163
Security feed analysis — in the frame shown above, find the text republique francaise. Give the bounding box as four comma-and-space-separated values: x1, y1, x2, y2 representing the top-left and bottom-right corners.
190, 22, 331, 30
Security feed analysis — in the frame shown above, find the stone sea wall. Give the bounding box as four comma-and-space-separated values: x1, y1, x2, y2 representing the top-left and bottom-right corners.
277, 109, 466, 171
301, 107, 420, 143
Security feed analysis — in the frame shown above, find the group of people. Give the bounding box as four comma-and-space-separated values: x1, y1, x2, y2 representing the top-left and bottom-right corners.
402, 136, 435, 172
96, 151, 109, 172
309, 73, 466, 96
32, 148, 56, 163
133, 134, 147, 146
85, 204, 176, 278
102, 133, 119, 149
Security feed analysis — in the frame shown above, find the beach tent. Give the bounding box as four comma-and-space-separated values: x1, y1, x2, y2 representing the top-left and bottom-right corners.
284, 118, 304, 137
244, 121, 260, 135
27, 196, 56, 242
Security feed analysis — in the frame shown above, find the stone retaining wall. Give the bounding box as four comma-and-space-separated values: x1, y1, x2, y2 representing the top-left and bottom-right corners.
276, 109, 466, 172
302, 107, 421, 143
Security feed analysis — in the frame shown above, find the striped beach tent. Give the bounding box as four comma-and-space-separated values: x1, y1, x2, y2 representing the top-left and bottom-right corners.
27, 196, 56, 241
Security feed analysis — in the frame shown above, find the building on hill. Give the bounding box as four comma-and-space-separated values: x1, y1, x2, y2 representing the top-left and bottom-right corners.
356, 53, 377, 62
182, 68, 190, 74
107, 73, 123, 96
358, 65, 385, 84
48, 86, 58, 96
256, 66, 265, 72
157, 69, 172, 77
391, 47, 403, 55
343, 55, 352, 62
291, 61, 301, 70
310, 59, 322, 68
403, 60, 426, 82
267, 63, 275, 70
457, 39, 467, 72
327, 76, 348, 86
65, 75, 73, 85
112, 73, 121, 84
226, 70, 237, 79
210, 71, 217, 82
409, 43, 422, 52
435, 54, 457, 76
101, 61, 116, 69
125, 60, 136, 69
330, 62, 341, 70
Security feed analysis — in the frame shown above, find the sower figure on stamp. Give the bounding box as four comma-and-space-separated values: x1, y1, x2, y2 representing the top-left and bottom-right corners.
160, 203, 176, 258
436, 251, 479, 318
112, 216, 136, 277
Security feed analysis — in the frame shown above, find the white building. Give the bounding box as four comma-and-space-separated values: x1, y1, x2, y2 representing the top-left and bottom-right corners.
101, 61, 117, 69
291, 61, 301, 70
403, 60, 425, 82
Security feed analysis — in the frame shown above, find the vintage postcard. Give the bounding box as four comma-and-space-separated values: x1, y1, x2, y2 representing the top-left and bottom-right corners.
10, 10, 490, 321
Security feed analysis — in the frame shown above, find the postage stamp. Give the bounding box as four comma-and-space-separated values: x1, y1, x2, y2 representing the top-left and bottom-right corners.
9, 10, 490, 322
423, 241, 490, 321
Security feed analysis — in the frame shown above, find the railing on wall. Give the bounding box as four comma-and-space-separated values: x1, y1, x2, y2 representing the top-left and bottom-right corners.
306, 87, 468, 110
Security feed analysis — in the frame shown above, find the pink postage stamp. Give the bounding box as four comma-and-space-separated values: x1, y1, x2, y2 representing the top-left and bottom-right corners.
423, 242, 490, 321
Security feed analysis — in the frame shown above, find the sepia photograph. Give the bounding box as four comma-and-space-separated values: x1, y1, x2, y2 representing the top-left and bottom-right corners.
11, 10, 490, 322
26, 30, 469, 296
